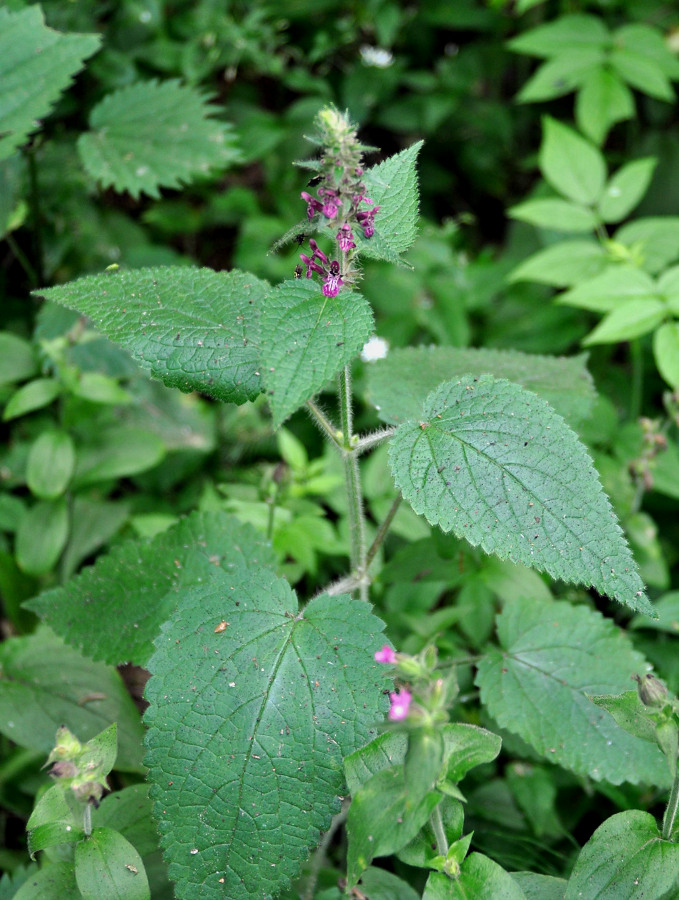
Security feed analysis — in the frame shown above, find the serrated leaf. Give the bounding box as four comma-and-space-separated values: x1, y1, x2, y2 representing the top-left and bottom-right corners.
539, 117, 606, 206
564, 811, 679, 900
77, 80, 239, 199
144, 568, 389, 900
508, 14, 609, 59
355, 141, 423, 264
75, 828, 150, 900
576, 68, 634, 145
654, 322, 679, 389
615, 217, 679, 274
509, 240, 607, 287
260, 279, 373, 427
26, 510, 276, 666
388, 374, 649, 612
476, 597, 667, 785
598, 158, 657, 223
508, 198, 597, 233
33, 267, 269, 405
0, 7, 100, 161
556, 266, 656, 313
424, 857, 527, 900
583, 298, 665, 345
0, 626, 144, 771
365, 346, 596, 427
517, 52, 604, 103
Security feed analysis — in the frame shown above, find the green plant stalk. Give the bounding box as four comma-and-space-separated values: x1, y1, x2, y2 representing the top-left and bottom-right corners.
338, 365, 368, 601
662, 766, 679, 840
83, 801, 92, 838
307, 399, 343, 451
26, 145, 44, 285
431, 803, 449, 856
630, 339, 644, 421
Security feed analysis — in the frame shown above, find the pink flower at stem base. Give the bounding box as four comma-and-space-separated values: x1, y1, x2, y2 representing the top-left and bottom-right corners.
388, 689, 412, 722
374, 645, 396, 664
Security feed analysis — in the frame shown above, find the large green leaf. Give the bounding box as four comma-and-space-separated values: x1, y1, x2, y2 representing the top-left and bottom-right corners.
0, 626, 144, 772
365, 347, 595, 427
424, 857, 527, 900
26, 511, 277, 666
75, 828, 150, 900
564, 811, 679, 900
388, 375, 649, 612
144, 566, 389, 900
509, 240, 607, 288
476, 597, 668, 785
510, 873, 566, 900
260, 279, 373, 427
508, 14, 609, 59
33, 267, 269, 405
0, 7, 100, 161
78, 80, 239, 199
539, 117, 606, 206
576, 68, 634, 145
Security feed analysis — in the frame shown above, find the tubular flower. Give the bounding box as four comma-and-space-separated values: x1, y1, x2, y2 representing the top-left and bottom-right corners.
374, 644, 397, 664
388, 689, 412, 722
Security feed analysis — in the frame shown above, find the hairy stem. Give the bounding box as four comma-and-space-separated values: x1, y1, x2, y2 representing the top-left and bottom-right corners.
430, 804, 449, 856
83, 802, 92, 838
353, 427, 395, 456
338, 366, 368, 601
364, 494, 402, 570
662, 765, 679, 840
307, 399, 343, 451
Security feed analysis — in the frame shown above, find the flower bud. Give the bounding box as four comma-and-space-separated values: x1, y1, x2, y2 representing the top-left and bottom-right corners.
635, 673, 669, 708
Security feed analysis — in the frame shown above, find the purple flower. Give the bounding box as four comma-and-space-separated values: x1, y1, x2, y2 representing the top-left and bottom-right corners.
337, 224, 356, 252
374, 645, 396, 664
301, 191, 323, 220
322, 201, 340, 219
322, 272, 343, 297
309, 239, 328, 264
388, 689, 412, 721
299, 252, 324, 278
357, 204, 381, 239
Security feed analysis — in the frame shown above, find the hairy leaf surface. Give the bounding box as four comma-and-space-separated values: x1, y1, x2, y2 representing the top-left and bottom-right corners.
260, 279, 373, 426
366, 346, 595, 427
0, 7, 100, 160
388, 375, 649, 611
144, 567, 389, 900
476, 597, 667, 784
77, 81, 239, 198
27, 511, 276, 666
34, 267, 269, 404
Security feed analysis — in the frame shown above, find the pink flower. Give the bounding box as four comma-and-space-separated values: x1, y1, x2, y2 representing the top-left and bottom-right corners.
322, 272, 343, 297
337, 225, 356, 252
374, 645, 396, 664
388, 689, 412, 721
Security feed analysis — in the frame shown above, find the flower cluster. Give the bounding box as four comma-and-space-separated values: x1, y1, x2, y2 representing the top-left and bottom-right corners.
374, 642, 458, 726
299, 239, 344, 298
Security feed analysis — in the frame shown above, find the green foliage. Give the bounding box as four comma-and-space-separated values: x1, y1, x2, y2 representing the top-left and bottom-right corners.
78, 80, 240, 199
75, 828, 150, 900
388, 374, 649, 612
424, 858, 528, 899
0, 6, 100, 161
144, 566, 389, 900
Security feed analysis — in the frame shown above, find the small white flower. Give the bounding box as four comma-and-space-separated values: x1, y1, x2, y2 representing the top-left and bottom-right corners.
361, 335, 389, 362
360, 46, 394, 68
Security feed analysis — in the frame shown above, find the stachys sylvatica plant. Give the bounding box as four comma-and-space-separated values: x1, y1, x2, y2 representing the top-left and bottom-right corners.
25, 108, 679, 900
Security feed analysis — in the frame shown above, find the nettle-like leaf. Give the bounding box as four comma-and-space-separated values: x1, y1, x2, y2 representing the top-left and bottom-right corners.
0, 7, 101, 161
260, 279, 374, 427
77, 80, 239, 199
33, 267, 269, 405
476, 597, 668, 785
388, 374, 650, 613
26, 511, 276, 666
564, 811, 679, 900
365, 346, 596, 427
354, 141, 423, 265
144, 566, 389, 900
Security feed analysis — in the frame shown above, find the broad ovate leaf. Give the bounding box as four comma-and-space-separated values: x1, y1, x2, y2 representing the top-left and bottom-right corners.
365, 346, 595, 427
539, 117, 606, 206
476, 597, 668, 785
424, 857, 527, 900
33, 267, 269, 405
260, 279, 373, 427
77, 80, 239, 199
0, 7, 100, 161
388, 374, 650, 612
144, 566, 389, 900
26, 511, 276, 666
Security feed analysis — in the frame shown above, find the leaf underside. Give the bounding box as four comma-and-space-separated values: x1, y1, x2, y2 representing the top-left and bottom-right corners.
26, 511, 276, 666
144, 566, 389, 900
388, 374, 650, 613
33, 267, 269, 405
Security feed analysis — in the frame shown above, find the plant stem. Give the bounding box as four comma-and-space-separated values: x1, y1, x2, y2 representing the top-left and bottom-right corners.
431, 804, 449, 856
364, 494, 402, 570
83, 802, 92, 838
307, 399, 343, 452
338, 365, 368, 601
353, 428, 395, 456
662, 765, 679, 840
6, 233, 38, 287
302, 802, 349, 900
629, 339, 643, 421
26, 145, 44, 285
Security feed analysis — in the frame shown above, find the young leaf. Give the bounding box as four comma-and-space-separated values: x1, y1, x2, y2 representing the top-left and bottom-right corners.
507, 14, 609, 59
3, 378, 61, 421
33, 267, 269, 405
576, 69, 634, 145
615, 217, 679, 274
75, 827, 150, 900
346, 765, 441, 888
610, 49, 675, 102
582, 299, 665, 345
77, 80, 239, 199
0, 332, 37, 385
388, 374, 650, 612
588, 691, 658, 744
260, 279, 373, 427
539, 117, 606, 206
0, 626, 145, 772
365, 346, 596, 427
27, 510, 276, 666
15, 498, 69, 576
508, 240, 607, 287
356, 141, 423, 264
564, 811, 679, 900
508, 198, 598, 233
597, 158, 657, 223
423, 856, 527, 900
144, 568, 389, 900
26, 431, 76, 500
0, 6, 101, 161
475, 597, 668, 785
27, 785, 84, 856
653, 321, 679, 389
442, 723, 502, 784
